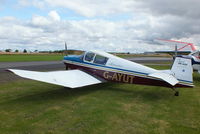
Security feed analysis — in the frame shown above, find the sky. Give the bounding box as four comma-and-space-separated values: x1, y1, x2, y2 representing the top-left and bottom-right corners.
0, 0, 200, 52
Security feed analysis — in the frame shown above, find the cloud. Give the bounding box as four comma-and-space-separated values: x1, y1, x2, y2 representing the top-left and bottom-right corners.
31, 15, 51, 26
1, 0, 200, 52
18, 0, 45, 9
16, 1, 200, 38
0, 11, 170, 52
18, 0, 137, 17
136, 0, 200, 19
48, 10, 60, 21
18, 0, 200, 19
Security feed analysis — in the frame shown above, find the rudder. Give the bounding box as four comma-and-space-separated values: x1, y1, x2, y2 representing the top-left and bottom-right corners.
171, 56, 193, 86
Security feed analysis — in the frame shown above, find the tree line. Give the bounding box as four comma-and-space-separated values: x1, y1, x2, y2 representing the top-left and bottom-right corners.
2, 49, 84, 54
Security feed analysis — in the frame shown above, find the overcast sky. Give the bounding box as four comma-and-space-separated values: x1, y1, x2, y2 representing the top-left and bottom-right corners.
0, 0, 200, 52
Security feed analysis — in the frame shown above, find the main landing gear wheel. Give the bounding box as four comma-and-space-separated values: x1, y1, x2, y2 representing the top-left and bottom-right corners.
172, 88, 179, 96
174, 91, 179, 96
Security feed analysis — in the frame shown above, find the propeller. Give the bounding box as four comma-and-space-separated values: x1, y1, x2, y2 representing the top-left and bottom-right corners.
173, 44, 178, 61
64, 42, 69, 70
175, 44, 178, 57
64, 42, 68, 56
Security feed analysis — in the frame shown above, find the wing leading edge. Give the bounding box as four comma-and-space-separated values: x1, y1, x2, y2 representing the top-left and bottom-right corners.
8, 69, 102, 88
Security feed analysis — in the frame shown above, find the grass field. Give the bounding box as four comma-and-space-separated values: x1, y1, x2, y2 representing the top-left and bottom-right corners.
0, 65, 199, 134
0, 54, 63, 62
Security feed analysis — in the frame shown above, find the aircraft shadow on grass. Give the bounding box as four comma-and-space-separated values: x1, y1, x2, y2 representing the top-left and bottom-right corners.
3, 82, 172, 107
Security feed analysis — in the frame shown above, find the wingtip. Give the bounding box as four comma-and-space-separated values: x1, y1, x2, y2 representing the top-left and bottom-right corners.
5, 69, 13, 73
5, 69, 18, 74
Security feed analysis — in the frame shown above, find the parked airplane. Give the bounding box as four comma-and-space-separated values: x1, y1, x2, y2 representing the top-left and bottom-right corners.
8, 50, 194, 96
185, 50, 200, 73
155, 39, 197, 55
155, 39, 200, 73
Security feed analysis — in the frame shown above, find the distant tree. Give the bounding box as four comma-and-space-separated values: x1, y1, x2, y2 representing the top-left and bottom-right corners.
53, 50, 63, 53
23, 49, 27, 53
15, 50, 19, 53
5, 49, 12, 52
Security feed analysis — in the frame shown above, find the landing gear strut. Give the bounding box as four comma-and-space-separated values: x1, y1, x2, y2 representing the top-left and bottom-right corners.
172, 88, 179, 96
65, 64, 69, 70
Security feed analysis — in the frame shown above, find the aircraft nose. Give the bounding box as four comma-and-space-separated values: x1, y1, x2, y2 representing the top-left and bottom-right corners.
64, 56, 69, 60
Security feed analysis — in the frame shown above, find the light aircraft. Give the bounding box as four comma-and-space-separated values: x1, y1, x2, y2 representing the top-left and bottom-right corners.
155, 39, 200, 73
8, 49, 194, 96
155, 39, 197, 55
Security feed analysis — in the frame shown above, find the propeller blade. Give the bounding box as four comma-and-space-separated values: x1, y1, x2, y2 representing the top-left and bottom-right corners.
175, 44, 178, 57
65, 42, 68, 56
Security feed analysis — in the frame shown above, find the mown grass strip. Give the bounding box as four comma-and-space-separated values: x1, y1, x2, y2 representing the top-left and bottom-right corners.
0, 54, 63, 62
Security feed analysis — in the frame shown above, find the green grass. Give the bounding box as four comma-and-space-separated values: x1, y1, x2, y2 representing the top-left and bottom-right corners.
0, 54, 63, 62
0, 67, 199, 134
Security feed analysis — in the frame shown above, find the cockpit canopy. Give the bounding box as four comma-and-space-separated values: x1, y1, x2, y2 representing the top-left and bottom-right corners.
84, 51, 109, 65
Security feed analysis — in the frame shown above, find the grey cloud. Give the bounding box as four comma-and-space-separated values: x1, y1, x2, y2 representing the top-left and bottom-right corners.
136, 0, 200, 18
1, 14, 199, 52
16, 1, 200, 40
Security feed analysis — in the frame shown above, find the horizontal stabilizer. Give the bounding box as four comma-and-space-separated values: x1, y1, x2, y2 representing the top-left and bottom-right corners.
8, 69, 102, 88
149, 72, 179, 86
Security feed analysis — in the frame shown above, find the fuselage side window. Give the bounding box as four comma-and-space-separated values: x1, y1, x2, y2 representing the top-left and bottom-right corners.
84, 52, 95, 62
94, 55, 108, 65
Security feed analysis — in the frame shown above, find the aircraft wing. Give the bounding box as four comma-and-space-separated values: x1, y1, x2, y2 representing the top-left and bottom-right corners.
8, 69, 103, 88
148, 72, 179, 86
155, 50, 191, 55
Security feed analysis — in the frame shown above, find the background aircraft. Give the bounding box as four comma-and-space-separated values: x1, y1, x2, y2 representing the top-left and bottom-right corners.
154, 39, 197, 55
155, 39, 200, 73
8, 50, 194, 96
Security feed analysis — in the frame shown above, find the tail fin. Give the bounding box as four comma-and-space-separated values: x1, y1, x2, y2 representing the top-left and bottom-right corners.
171, 56, 193, 86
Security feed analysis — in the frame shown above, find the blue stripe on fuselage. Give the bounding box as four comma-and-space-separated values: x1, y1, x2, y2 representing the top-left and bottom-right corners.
64, 55, 83, 62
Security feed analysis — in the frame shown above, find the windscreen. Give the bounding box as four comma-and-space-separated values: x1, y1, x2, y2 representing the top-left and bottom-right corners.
84, 52, 95, 62
94, 54, 108, 65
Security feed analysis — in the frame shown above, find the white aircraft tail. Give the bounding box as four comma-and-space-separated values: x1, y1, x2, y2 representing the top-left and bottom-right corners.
171, 56, 193, 86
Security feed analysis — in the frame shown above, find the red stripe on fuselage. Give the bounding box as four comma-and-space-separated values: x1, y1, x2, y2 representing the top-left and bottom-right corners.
64, 61, 192, 88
